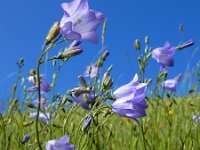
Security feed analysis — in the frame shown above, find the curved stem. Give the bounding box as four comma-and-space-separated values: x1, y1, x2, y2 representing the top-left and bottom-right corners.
35, 55, 43, 150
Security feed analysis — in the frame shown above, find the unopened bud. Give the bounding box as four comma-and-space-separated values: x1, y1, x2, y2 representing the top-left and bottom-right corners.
134, 39, 140, 50
70, 87, 90, 96
102, 50, 110, 60
137, 57, 142, 65
176, 39, 194, 50
145, 36, 149, 44
45, 21, 60, 45
78, 75, 87, 87
29, 69, 36, 76
103, 76, 113, 90
20, 58, 24, 65
145, 53, 152, 61
58, 46, 83, 60
21, 134, 30, 144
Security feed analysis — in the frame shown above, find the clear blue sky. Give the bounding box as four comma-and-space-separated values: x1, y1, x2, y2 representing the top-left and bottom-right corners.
0, 0, 200, 103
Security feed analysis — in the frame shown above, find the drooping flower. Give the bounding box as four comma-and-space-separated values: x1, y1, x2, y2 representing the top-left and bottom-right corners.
73, 93, 95, 110
84, 64, 98, 78
21, 134, 30, 144
112, 74, 148, 123
82, 116, 92, 129
60, 0, 104, 44
162, 74, 181, 92
27, 74, 51, 93
152, 42, 176, 70
30, 112, 51, 124
46, 135, 75, 150
33, 96, 48, 110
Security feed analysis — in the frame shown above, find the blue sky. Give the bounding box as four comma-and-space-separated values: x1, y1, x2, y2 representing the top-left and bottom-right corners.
0, 0, 200, 104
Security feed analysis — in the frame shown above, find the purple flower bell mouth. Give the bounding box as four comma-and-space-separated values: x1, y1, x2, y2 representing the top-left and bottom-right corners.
112, 74, 148, 123
46, 135, 75, 150
60, 0, 104, 44
152, 42, 176, 70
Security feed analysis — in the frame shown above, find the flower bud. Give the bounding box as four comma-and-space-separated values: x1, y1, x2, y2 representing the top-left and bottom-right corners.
103, 76, 113, 90
82, 116, 92, 130
134, 39, 140, 50
78, 75, 87, 87
145, 36, 149, 44
102, 50, 110, 60
29, 69, 36, 76
176, 39, 194, 50
58, 46, 83, 60
45, 21, 60, 45
21, 134, 30, 144
70, 87, 90, 96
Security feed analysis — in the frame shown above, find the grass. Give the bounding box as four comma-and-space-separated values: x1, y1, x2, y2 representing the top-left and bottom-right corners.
1, 95, 200, 150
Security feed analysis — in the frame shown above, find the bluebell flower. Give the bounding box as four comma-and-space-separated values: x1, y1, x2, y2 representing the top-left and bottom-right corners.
152, 42, 175, 70
112, 74, 148, 123
46, 135, 75, 150
60, 0, 104, 43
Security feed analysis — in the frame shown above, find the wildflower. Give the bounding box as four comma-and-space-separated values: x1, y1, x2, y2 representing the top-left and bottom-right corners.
30, 112, 51, 124
192, 115, 200, 123
168, 109, 174, 116
27, 74, 51, 93
162, 74, 181, 92
21, 134, 30, 144
82, 116, 92, 129
73, 93, 94, 110
46, 135, 75, 150
60, 0, 104, 43
85, 64, 98, 78
33, 96, 48, 110
152, 42, 175, 70
112, 74, 148, 123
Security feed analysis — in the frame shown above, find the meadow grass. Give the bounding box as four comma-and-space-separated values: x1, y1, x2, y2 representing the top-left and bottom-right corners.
1, 95, 200, 150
